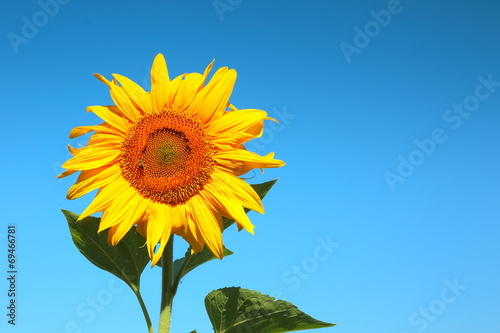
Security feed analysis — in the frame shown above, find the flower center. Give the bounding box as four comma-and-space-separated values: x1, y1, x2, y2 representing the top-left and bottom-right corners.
120, 111, 214, 205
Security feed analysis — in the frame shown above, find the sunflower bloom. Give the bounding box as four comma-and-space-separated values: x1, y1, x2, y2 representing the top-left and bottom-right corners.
59, 54, 285, 265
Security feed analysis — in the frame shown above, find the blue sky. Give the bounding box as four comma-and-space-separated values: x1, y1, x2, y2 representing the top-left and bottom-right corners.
2, 0, 500, 332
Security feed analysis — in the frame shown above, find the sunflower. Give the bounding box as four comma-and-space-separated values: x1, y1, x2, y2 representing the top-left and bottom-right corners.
59, 54, 285, 266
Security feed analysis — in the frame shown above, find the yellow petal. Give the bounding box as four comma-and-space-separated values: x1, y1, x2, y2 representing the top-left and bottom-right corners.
212, 171, 264, 214
99, 185, 147, 231
170, 60, 214, 111
190, 196, 223, 258
87, 133, 124, 146
69, 124, 122, 139
211, 131, 254, 148
62, 145, 120, 170
202, 60, 215, 86
170, 203, 187, 231
201, 181, 255, 233
163, 74, 185, 110
189, 68, 237, 125
147, 203, 173, 266
207, 109, 268, 136
107, 195, 150, 246
69, 126, 100, 139
150, 54, 170, 112
245, 119, 265, 138
215, 149, 285, 169
68, 144, 83, 156
113, 74, 153, 115
171, 73, 204, 111
87, 105, 129, 133
146, 203, 166, 259
94, 74, 141, 122
57, 169, 78, 179
181, 200, 205, 253
79, 177, 129, 219
66, 163, 121, 199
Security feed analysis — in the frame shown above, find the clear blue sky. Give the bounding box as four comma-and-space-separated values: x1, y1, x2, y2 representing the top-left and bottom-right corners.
2, 0, 500, 332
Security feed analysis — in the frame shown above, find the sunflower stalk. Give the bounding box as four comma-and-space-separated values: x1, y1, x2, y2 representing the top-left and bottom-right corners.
158, 240, 194, 332
159, 237, 175, 333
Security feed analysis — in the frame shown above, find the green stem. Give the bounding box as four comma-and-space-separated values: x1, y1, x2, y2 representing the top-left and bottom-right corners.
133, 287, 154, 333
171, 248, 192, 296
158, 237, 174, 333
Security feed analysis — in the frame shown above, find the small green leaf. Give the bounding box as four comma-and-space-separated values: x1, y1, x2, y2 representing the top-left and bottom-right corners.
250, 179, 278, 200
62, 209, 150, 290
171, 246, 233, 279
205, 287, 335, 333
223, 179, 278, 230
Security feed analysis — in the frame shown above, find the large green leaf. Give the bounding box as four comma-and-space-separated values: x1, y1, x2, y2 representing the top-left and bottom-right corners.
223, 179, 278, 230
205, 287, 335, 333
62, 209, 150, 290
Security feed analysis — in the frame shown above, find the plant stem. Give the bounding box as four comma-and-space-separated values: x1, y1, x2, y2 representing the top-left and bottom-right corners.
158, 237, 174, 333
133, 287, 154, 333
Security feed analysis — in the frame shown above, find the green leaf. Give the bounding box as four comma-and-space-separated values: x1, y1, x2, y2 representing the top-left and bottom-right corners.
205, 287, 335, 333
250, 179, 278, 201
171, 246, 234, 279
62, 209, 150, 290
223, 179, 278, 230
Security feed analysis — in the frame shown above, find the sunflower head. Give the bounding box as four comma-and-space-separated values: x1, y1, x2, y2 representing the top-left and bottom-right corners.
59, 54, 285, 266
